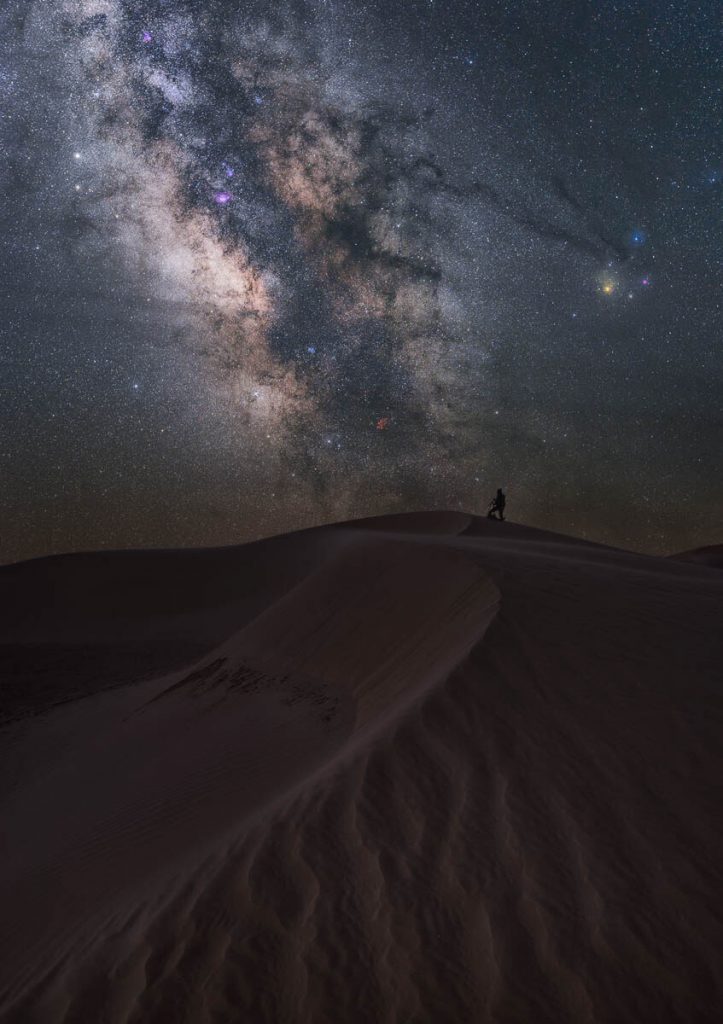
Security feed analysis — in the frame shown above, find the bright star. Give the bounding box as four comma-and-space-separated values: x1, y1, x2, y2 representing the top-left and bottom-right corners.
214, 191, 232, 205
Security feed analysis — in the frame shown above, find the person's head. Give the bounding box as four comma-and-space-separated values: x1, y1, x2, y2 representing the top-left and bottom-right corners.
497, 487, 504, 495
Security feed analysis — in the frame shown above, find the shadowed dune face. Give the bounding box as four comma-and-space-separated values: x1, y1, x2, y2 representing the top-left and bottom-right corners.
0, 514, 722, 1023
0, 530, 352, 725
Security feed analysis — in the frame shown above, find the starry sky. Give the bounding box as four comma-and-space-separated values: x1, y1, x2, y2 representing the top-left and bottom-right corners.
1, 0, 721, 564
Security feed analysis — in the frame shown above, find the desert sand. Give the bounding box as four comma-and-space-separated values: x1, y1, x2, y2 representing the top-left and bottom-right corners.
0, 512, 721, 1023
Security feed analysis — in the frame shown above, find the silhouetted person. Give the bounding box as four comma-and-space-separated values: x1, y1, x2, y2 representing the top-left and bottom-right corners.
487, 487, 506, 521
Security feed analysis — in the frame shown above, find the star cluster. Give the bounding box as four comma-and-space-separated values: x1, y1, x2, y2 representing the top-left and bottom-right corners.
1, 0, 720, 561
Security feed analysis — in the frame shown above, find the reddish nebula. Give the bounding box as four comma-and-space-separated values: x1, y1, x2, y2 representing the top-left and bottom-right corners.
376, 417, 390, 431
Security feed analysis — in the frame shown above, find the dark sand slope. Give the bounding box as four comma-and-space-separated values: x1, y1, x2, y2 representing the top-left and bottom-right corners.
0, 514, 721, 1023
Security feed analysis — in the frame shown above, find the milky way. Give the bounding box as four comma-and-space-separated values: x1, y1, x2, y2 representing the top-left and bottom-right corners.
1, 0, 721, 561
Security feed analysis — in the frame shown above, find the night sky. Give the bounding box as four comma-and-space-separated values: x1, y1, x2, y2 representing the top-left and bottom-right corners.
1, 0, 721, 564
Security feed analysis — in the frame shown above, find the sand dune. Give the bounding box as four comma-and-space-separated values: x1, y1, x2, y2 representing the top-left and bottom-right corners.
0, 513, 721, 1022
670, 544, 723, 569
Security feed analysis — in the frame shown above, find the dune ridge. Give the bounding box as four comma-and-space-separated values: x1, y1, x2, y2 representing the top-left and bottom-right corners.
0, 513, 721, 1022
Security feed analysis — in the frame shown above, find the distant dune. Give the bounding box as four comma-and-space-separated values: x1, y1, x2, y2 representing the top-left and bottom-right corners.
1, 513, 721, 1023
670, 544, 723, 569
